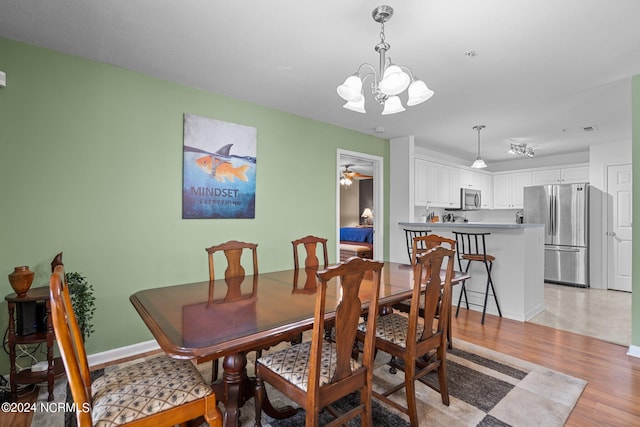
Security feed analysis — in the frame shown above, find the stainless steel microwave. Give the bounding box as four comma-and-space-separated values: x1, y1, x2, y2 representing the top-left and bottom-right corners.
460, 188, 481, 210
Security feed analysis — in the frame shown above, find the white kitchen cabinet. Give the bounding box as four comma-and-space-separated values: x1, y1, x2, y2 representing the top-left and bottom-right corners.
561, 166, 589, 183
531, 166, 589, 185
448, 167, 461, 207
414, 159, 459, 208
531, 169, 561, 185
478, 173, 493, 209
414, 158, 429, 205
493, 171, 532, 209
427, 162, 454, 207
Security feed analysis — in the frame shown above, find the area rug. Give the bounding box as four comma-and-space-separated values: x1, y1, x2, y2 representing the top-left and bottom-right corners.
31, 339, 586, 427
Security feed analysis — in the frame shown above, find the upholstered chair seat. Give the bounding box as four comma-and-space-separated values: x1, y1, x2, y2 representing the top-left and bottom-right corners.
92, 356, 212, 426
256, 341, 361, 392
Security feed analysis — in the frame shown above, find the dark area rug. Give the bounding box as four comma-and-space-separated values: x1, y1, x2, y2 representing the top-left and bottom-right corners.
38, 339, 586, 427
266, 392, 409, 427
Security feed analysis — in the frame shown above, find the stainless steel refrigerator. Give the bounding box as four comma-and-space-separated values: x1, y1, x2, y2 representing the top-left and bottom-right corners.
523, 183, 589, 287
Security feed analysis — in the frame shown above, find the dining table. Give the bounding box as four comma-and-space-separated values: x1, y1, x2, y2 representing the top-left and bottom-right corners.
129, 261, 470, 427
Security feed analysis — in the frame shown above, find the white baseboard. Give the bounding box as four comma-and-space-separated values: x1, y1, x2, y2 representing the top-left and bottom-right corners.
626, 345, 640, 358
87, 340, 161, 368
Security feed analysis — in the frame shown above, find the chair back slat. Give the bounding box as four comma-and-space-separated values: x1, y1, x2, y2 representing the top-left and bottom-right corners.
410, 247, 455, 347
206, 240, 258, 281
410, 234, 456, 265
50, 264, 93, 427
292, 235, 329, 270
311, 257, 383, 389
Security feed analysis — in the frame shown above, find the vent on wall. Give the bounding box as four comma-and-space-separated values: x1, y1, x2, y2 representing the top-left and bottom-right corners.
582, 125, 597, 132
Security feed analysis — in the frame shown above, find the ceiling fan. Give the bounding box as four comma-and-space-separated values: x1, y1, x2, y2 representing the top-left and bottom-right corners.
342, 164, 373, 180
340, 164, 373, 188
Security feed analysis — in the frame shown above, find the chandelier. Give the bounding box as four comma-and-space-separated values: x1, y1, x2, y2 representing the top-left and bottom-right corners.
509, 142, 535, 157
470, 125, 487, 169
336, 5, 433, 115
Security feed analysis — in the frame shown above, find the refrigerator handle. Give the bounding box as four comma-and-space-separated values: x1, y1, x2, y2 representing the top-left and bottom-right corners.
548, 191, 554, 236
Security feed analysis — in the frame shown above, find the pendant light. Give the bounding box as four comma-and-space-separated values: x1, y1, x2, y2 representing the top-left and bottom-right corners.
471, 125, 487, 169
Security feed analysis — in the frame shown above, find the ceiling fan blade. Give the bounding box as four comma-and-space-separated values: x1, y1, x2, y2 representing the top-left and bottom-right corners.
352, 172, 373, 179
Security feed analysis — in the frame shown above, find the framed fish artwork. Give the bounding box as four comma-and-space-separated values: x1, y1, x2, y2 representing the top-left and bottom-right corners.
182, 114, 257, 219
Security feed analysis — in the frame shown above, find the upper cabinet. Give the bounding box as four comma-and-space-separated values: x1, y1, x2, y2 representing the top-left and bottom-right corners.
478, 173, 493, 209
493, 171, 532, 209
413, 155, 585, 211
531, 166, 589, 185
414, 158, 429, 206
414, 159, 458, 208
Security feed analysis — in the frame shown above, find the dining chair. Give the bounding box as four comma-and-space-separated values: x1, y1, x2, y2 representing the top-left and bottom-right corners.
49, 264, 222, 427
292, 235, 329, 270
392, 234, 457, 348
205, 240, 258, 382
358, 246, 454, 427
254, 256, 384, 427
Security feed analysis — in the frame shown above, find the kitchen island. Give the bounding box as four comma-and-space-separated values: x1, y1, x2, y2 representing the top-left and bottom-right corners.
398, 222, 545, 322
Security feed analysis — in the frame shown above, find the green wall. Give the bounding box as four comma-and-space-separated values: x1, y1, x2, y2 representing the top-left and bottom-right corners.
0, 37, 389, 374
633, 75, 640, 347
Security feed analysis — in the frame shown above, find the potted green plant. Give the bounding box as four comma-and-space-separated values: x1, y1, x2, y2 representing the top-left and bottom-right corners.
65, 272, 96, 341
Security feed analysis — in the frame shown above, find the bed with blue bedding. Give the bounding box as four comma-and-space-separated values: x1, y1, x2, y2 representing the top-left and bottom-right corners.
339, 227, 373, 261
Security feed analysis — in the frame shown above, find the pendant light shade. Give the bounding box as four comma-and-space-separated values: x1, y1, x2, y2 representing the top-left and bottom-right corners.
471, 125, 487, 169
379, 65, 410, 95
407, 79, 434, 106
471, 158, 487, 169
381, 95, 405, 115
337, 75, 364, 102
343, 96, 366, 113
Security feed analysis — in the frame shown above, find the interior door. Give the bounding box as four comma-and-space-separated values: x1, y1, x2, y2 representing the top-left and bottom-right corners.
607, 164, 632, 292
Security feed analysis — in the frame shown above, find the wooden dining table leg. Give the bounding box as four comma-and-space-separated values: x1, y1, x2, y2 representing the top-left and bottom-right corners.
214, 352, 297, 427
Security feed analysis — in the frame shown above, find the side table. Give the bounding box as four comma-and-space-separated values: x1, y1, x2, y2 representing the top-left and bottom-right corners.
5, 286, 65, 402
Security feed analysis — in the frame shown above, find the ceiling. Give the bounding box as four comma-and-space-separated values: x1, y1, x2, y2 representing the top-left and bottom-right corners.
2, 1, 639, 167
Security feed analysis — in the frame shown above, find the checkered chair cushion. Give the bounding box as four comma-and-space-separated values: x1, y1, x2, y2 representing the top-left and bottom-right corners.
257, 341, 361, 392
91, 355, 212, 427
358, 313, 424, 348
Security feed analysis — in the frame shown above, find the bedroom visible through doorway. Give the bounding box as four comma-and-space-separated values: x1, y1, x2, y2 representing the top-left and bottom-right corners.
336, 150, 384, 262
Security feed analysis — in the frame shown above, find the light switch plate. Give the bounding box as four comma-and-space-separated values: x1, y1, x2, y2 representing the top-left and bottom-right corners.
0, 71, 5, 87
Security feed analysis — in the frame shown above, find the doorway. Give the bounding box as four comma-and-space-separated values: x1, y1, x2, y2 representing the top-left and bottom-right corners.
606, 163, 633, 291
336, 150, 384, 261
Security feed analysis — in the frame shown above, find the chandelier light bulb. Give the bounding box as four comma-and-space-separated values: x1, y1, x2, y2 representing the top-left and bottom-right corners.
337, 75, 363, 102
379, 65, 411, 95
381, 95, 405, 115
343, 96, 366, 113
407, 79, 434, 106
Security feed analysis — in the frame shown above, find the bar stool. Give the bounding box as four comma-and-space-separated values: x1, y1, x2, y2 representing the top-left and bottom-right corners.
403, 228, 431, 264
452, 231, 502, 324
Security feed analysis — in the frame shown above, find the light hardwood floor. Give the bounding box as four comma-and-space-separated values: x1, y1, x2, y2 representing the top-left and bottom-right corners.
4, 308, 640, 426
453, 308, 640, 426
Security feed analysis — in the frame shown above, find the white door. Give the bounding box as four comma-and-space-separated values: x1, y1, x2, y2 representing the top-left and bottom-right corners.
607, 164, 632, 292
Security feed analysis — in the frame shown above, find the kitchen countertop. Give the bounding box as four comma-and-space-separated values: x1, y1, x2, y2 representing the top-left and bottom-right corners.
399, 222, 543, 229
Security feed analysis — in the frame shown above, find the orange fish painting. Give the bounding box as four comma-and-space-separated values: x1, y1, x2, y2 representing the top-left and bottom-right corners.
195, 155, 250, 183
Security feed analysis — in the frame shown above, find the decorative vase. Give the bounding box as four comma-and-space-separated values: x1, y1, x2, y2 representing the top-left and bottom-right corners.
8, 266, 35, 297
